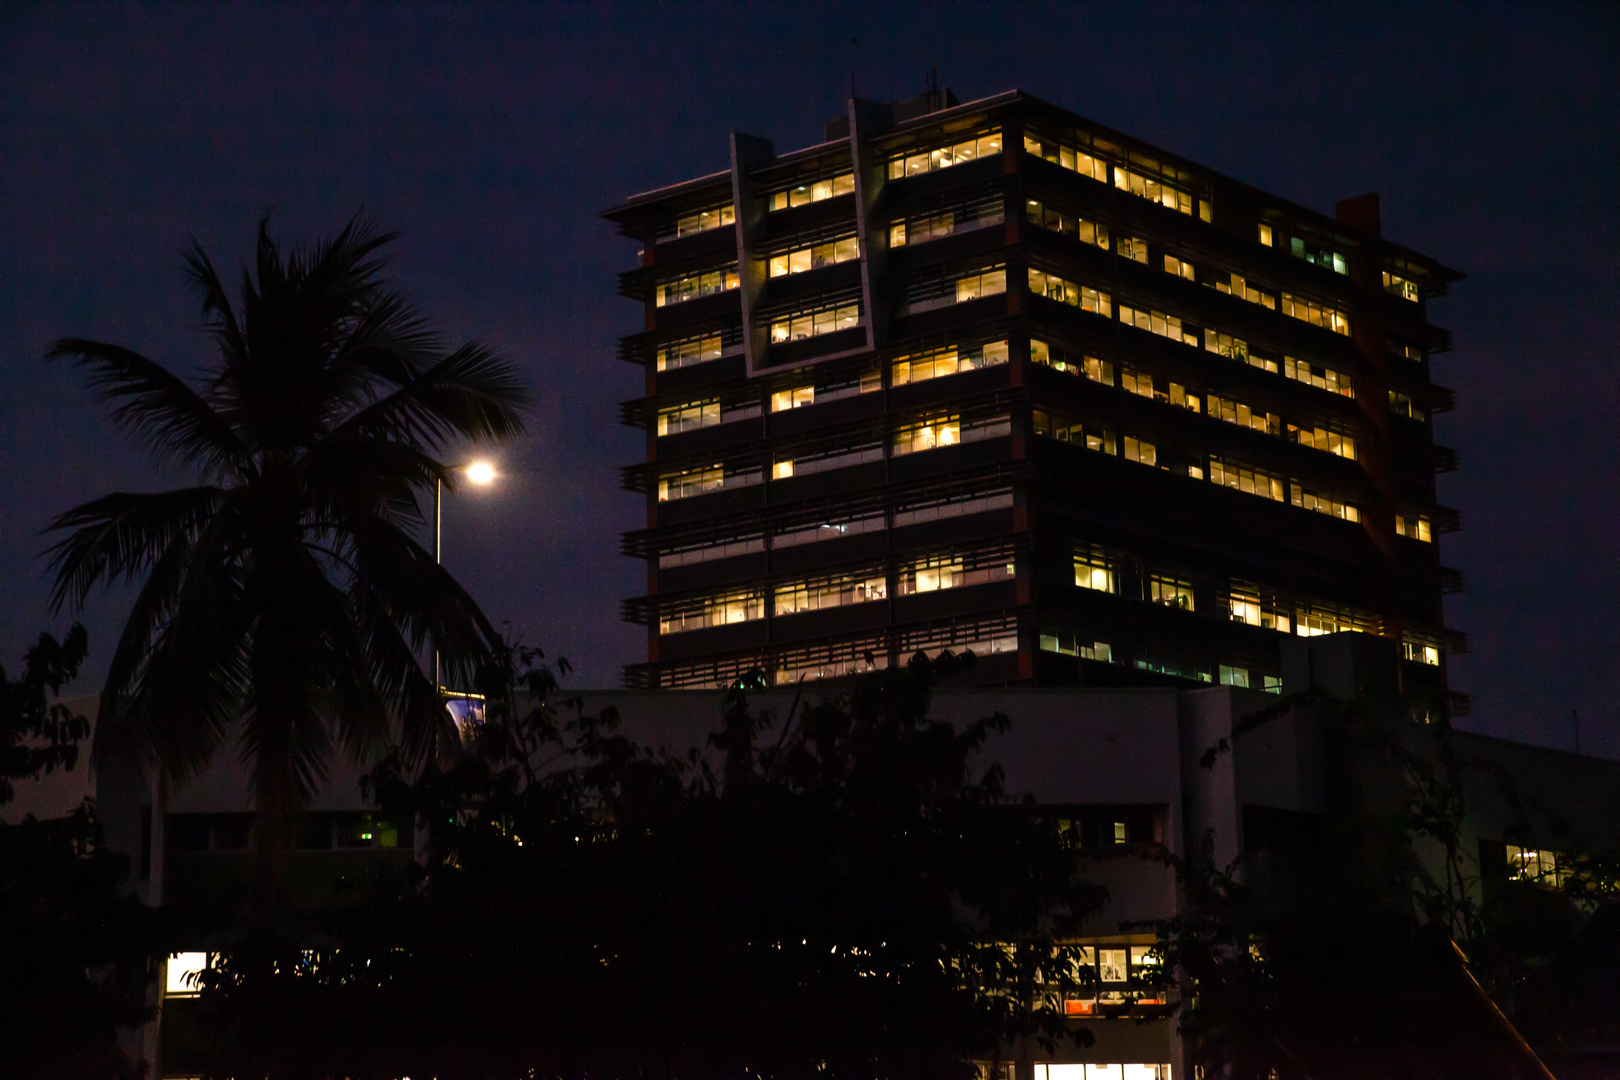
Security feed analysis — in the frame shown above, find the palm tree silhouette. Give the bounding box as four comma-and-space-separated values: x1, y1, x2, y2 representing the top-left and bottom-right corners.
44, 214, 530, 905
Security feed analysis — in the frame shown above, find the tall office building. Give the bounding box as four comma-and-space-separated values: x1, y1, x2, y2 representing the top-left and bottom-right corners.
607, 87, 1463, 720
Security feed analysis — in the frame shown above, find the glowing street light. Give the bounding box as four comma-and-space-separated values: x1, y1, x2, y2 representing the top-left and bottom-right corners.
433, 460, 499, 693
434, 460, 499, 564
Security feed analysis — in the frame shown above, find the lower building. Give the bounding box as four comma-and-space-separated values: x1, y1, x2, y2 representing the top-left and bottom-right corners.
18, 632, 1613, 1077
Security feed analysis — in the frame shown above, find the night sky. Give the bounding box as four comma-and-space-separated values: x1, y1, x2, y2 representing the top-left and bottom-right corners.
2, 5, 1615, 754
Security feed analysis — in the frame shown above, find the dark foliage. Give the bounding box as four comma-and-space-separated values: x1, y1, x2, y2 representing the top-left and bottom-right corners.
1137, 687, 1611, 1078
0, 628, 155, 1080
185, 650, 1106, 1079
0, 623, 90, 807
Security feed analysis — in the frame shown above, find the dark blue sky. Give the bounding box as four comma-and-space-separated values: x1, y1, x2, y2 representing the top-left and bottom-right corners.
2, 4, 1615, 753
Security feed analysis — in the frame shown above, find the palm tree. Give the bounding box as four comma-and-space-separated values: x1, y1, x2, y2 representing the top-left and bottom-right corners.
44, 214, 530, 903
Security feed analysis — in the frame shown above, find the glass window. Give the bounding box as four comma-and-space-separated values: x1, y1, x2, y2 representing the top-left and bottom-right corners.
893, 340, 1008, 385
675, 203, 735, 238
1258, 223, 1273, 247
893, 415, 959, 455
770, 386, 815, 412
166, 952, 209, 997
1163, 253, 1195, 280
657, 399, 721, 436
1403, 638, 1441, 666
655, 266, 739, 307
1207, 394, 1278, 435
1288, 423, 1357, 460
1074, 547, 1116, 593
657, 333, 725, 372
1396, 514, 1432, 542
1290, 236, 1348, 275
1028, 269, 1111, 317
1116, 236, 1149, 264
1209, 458, 1285, 502
660, 589, 766, 634
768, 235, 860, 278
770, 302, 862, 344
1383, 270, 1420, 301
1282, 356, 1353, 396
1024, 198, 1109, 248
1021, 132, 1109, 181
769, 173, 854, 211
1280, 292, 1351, 335
1098, 949, 1129, 981
1118, 303, 1196, 346
1289, 483, 1359, 522
887, 131, 1003, 179
1113, 165, 1194, 215
1148, 574, 1194, 610
776, 573, 886, 615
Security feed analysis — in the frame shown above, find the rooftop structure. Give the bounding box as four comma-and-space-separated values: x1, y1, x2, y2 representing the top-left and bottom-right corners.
607, 85, 1464, 718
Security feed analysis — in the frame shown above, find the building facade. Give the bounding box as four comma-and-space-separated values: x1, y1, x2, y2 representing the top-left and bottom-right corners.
607, 88, 1463, 721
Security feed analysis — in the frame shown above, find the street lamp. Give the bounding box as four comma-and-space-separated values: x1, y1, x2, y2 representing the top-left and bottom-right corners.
433, 460, 497, 691
435, 459, 497, 565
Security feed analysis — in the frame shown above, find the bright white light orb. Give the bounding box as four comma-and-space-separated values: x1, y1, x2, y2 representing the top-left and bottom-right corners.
464, 461, 497, 485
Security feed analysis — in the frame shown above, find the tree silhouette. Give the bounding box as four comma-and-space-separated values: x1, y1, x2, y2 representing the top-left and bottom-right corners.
45, 215, 530, 905
181, 651, 1107, 1079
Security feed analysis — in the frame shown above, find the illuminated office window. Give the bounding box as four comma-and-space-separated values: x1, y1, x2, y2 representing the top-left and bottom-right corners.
656, 399, 721, 436
1148, 574, 1194, 611
1290, 236, 1348, 275
1207, 394, 1279, 435
1116, 236, 1149, 264
660, 589, 765, 634
888, 131, 1003, 179
1028, 269, 1111, 316
768, 235, 859, 277
769, 173, 855, 211
1209, 458, 1285, 502
1024, 198, 1109, 248
1281, 292, 1351, 335
770, 386, 815, 412
770, 302, 861, 343
1403, 638, 1441, 666
1215, 271, 1274, 309
1289, 483, 1359, 522
1162, 253, 1195, 280
1288, 423, 1357, 460
674, 203, 735, 237
1283, 356, 1354, 396
775, 572, 886, 615
1396, 514, 1432, 542
1114, 165, 1194, 215
657, 333, 725, 372
893, 340, 1008, 385
1074, 547, 1117, 594
655, 266, 739, 307
1383, 270, 1420, 301
1118, 303, 1196, 346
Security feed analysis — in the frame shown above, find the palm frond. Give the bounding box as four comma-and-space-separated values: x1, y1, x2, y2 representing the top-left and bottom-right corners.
116, 553, 251, 785
327, 341, 531, 450
182, 241, 249, 369
46, 340, 248, 475
43, 486, 228, 613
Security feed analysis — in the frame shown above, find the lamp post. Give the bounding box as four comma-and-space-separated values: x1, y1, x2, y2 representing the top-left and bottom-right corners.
433, 460, 497, 691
